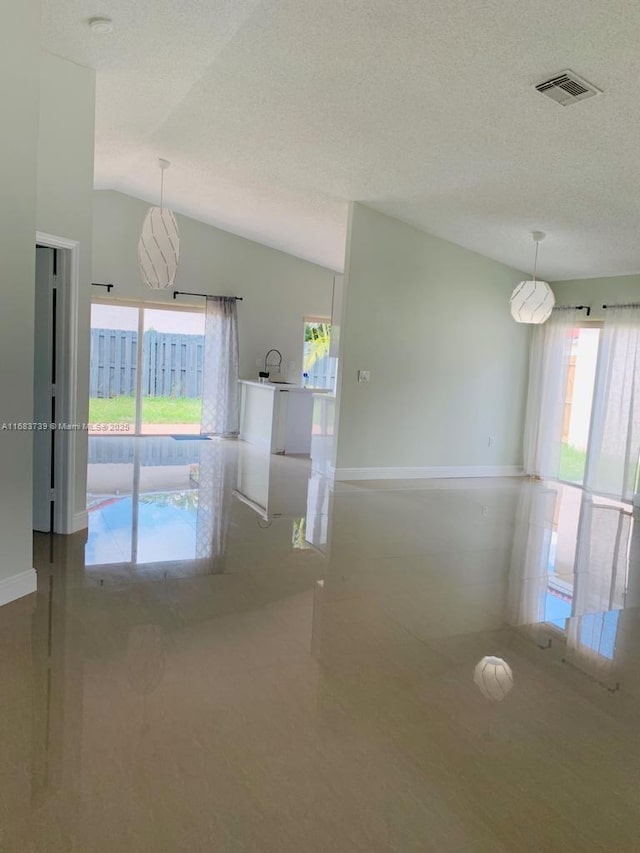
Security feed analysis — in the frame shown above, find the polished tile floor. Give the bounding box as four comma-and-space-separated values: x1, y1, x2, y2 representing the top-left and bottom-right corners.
2, 436, 640, 851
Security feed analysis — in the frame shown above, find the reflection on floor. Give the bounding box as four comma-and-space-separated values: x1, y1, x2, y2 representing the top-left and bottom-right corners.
87, 437, 216, 568
2, 436, 640, 851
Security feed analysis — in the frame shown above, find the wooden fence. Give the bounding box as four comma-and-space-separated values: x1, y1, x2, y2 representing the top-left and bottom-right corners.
90, 328, 336, 399
90, 329, 204, 398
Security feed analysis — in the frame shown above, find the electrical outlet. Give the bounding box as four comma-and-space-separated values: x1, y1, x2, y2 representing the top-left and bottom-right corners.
482, 505, 489, 517
357, 370, 370, 383
488, 436, 495, 447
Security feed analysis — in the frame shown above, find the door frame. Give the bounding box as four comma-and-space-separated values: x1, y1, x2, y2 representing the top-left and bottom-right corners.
36, 231, 80, 534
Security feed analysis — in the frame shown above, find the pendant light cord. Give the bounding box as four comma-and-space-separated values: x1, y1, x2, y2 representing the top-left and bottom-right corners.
160, 166, 164, 211
533, 241, 539, 282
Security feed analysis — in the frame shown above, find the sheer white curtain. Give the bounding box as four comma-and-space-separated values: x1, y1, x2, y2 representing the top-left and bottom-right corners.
201, 297, 240, 436
195, 438, 237, 562
523, 308, 579, 478
507, 481, 559, 627
585, 306, 640, 502
564, 495, 631, 686
572, 495, 631, 616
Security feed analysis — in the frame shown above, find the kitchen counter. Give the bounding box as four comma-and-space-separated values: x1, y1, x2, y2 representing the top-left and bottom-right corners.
238, 379, 316, 392
239, 380, 327, 454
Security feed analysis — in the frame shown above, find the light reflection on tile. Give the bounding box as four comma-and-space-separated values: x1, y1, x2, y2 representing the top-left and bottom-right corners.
1, 439, 640, 850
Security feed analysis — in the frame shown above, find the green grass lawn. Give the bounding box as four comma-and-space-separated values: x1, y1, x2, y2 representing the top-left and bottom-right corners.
558, 443, 587, 484
89, 396, 202, 424
552, 445, 636, 492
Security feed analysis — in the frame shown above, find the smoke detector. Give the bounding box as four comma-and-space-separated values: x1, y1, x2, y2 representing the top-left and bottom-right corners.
535, 70, 601, 106
89, 17, 114, 34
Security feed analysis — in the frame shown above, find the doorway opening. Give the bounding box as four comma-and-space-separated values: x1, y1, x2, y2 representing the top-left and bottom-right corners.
33, 247, 56, 533
33, 232, 80, 534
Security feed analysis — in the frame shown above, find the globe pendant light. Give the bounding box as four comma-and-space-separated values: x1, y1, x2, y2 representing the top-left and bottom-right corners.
473, 655, 514, 702
509, 231, 555, 323
138, 158, 180, 289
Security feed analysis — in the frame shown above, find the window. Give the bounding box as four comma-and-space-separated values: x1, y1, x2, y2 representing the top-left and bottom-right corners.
302, 318, 336, 390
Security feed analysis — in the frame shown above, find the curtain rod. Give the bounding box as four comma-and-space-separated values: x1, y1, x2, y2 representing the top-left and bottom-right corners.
602, 302, 640, 309
172, 290, 243, 301
91, 282, 114, 292
555, 304, 591, 316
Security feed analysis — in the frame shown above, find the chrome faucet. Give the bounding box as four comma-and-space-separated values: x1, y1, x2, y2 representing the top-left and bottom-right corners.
264, 349, 282, 374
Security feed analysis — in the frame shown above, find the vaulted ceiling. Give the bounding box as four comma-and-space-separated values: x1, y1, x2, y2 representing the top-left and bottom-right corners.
42, 1, 640, 279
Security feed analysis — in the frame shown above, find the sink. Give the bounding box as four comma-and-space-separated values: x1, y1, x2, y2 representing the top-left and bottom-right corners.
269, 380, 295, 385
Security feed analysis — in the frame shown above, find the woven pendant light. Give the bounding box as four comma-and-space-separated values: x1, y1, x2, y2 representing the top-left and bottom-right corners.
138, 159, 180, 290
510, 231, 555, 323
474, 656, 514, 702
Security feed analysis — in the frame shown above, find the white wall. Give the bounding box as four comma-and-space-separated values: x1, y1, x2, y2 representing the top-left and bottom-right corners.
0, 0, 40, 589
92, 191, 335, 383
37, 52, 96, 525
333, 204, 530, 475
552, 275, 640, 321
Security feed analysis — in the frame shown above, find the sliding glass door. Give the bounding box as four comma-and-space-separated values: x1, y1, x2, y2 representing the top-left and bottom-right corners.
140, 307, 204, 434
90, 301, 204, 436
89, 303, 139, 433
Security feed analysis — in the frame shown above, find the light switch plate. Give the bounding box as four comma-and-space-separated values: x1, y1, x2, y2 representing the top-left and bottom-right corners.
357, 370, 370, 383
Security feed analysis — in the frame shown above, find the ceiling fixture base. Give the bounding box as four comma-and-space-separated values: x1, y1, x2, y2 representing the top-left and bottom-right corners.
89, 17, 114, 34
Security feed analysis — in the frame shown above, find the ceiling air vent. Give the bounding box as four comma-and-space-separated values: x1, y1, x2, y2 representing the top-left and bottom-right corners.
535, 70, 601, 106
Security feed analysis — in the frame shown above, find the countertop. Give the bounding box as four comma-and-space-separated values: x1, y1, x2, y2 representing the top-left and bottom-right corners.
239, 380, 329, 393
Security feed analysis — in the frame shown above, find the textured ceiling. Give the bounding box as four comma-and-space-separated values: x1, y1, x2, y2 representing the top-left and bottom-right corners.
42, 1, 640, 278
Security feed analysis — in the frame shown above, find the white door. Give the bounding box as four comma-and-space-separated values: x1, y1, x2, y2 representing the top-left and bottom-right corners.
33, 247, 55, 532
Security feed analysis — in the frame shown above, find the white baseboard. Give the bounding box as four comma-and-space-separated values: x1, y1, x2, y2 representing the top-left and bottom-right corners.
333, 465, 524, 481
68, 510, 88, 534
0, 568, 37, 607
